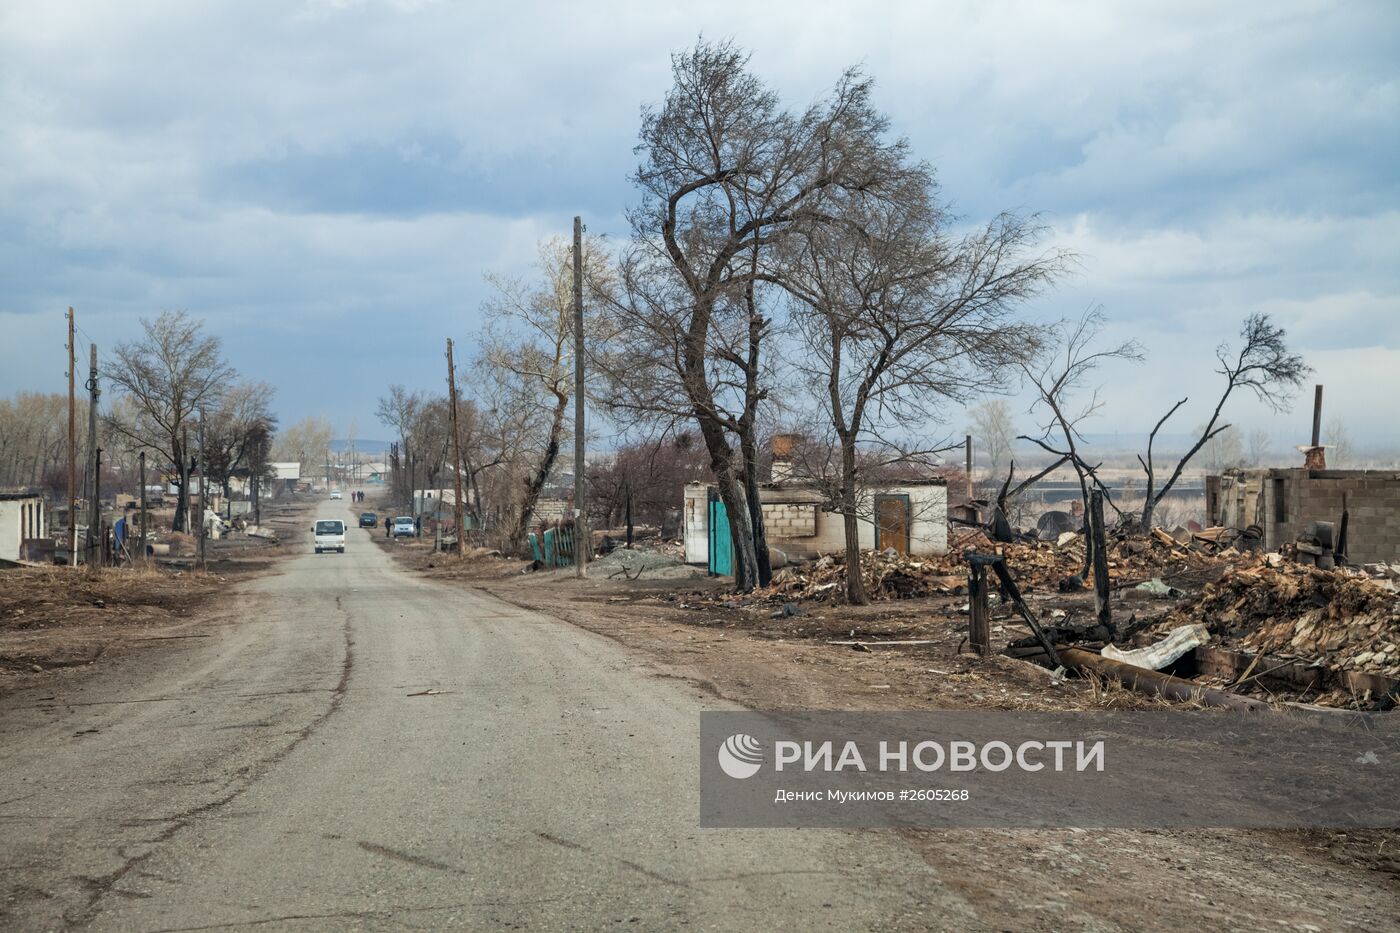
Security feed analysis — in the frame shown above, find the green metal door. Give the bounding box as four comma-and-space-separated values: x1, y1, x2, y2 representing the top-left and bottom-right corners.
708, 495, 733, 576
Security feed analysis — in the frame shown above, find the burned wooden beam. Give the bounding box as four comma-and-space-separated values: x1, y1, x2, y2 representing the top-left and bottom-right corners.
967, 557, 991, 656
1089, 489, 1112, 636
964, 550, 1061, 667
1059, 647, 1271, 711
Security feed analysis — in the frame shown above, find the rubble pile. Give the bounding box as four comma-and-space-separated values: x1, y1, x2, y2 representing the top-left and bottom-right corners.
1164, 563, 1400, 676
592, 547, 702, 581
755, 531, 1224, 604
761, 551, 963, 601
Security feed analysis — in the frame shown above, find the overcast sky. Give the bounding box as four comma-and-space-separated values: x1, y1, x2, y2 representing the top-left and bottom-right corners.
2, 1, 1396, 452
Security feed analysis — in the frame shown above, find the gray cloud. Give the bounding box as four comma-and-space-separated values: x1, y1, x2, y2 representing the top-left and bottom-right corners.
1, 0, 1396, 444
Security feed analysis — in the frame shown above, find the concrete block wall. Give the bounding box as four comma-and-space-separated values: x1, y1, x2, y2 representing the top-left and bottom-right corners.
1267, 470, 1400, 564
761, 502, 817, 538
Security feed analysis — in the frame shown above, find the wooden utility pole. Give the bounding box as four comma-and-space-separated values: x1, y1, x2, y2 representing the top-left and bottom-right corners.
139, 451, 148, 565
572, 216, 586, 578
86, 343, 100, 569
197, 411, 207, 570
181, 425, 191, 533
1089, 489, 1111, 633
964, 434, 974, 500
446, 338, 467, 558
66, 309, 77, 567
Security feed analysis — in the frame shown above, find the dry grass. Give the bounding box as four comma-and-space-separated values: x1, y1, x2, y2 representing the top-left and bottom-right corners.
0, 564, 228, 632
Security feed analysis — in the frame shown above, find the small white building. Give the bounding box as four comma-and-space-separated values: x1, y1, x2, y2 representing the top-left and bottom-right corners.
683, 479, 948, 567
412, 488, 462, 516
270, 462, 301, 494
0, 494, 47, 563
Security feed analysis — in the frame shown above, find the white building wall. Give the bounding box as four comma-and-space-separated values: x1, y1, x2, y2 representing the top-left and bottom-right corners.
683, 483, 710, 565
683, 482, 948, 566
0, 498, 46, 562
902, 484, 950, 556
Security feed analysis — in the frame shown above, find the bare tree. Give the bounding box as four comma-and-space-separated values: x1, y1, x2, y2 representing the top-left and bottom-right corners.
1324, 415, 1354, 467
478, 235, 609, 555
969, 400, 1016, 491
274, 416, 335, 487
613, 40, 918, 591
375, 386, 425, 505
0, 393, 70, 490
1197, 422, 1244, 473
1020, 308, 1145, 538
204, 382, 277, 508
406, 396, 453, 511
105, 312, 234, 531
1246, 427, 1273, 467
1137, 313, 1309, 528
785, 184, 1062, 602
586, 432, 710, 539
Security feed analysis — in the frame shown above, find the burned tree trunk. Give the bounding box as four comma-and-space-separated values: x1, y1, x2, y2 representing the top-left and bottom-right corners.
740, 427, 772, 588
839, 439, 867, 605
512, 391, 568, 556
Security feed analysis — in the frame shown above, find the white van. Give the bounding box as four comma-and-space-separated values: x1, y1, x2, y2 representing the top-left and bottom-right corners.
313, 519, 346, 554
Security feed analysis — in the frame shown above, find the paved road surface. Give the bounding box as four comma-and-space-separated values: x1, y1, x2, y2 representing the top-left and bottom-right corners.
0, 512, 965, 930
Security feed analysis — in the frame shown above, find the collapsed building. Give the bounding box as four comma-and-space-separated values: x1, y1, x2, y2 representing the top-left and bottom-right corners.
1207, 387, 1400, 566
1209, 467, 1400, 565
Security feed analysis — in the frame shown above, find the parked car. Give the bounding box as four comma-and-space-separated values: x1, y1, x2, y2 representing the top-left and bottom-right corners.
313, 519, 346, 554
358, 512, 377, 528
392, 516, 416, 538
329, 490, 343, 500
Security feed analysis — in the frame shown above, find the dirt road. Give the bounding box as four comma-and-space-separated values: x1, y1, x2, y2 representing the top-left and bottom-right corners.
4, 512, 1397, 931
0, 513, 960, 930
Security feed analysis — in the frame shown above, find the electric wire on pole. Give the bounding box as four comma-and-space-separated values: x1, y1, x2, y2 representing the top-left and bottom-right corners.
198, 410, 207, 570
447, 337, 467, 558
66, 308, 77, 567
86, 342, 100, 572
573, 216, 586, 578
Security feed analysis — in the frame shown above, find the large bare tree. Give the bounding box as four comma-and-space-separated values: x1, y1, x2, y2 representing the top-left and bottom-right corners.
106, 312, 234, 531
785, 182, 1063, 602
1019, 309, 1144, 573
1137, 313, 1309, 528
375, 386, 425, 505
203, 381, 277, 508
478, 235, 609, 555
614, 40, 915, 591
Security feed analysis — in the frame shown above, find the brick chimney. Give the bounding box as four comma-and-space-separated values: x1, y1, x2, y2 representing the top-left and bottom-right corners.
771, 433, 800, 483
1302, 383, 1326, 469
